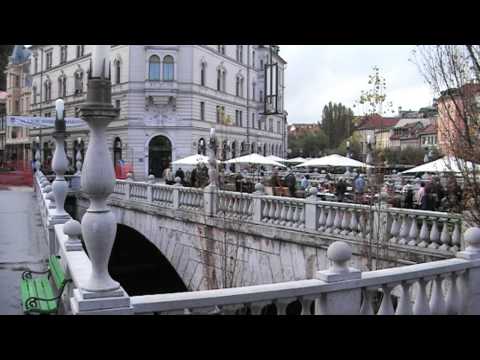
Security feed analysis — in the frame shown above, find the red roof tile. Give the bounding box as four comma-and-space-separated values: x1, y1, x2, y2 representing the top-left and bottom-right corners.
356, 114, 400, 130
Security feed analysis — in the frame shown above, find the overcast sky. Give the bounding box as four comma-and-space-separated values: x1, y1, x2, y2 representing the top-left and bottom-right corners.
280, 45, 434, 124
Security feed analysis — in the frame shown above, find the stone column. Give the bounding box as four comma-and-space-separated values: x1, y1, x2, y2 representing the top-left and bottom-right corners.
252, 183, 265, 222
315, 241, 361, 315
304, 187, 318, 231
50, 99, 70, 223
70, 54, 132, 314
456, 227, 480, 315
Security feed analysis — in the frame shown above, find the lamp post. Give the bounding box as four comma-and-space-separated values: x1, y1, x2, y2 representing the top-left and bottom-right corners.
51, 99, 70, 220
366, 135, 373, 177
78, 45, 120, 293
345, 140, 352, 176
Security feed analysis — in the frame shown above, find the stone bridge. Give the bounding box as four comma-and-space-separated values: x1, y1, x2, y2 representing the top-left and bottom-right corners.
66, 179, 464, 293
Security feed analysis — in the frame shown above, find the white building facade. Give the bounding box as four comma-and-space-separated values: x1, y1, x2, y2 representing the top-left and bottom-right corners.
28, 45, 288, 180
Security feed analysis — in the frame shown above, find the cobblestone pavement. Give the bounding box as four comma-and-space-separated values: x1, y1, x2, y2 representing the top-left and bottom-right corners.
0, 187, 49, 315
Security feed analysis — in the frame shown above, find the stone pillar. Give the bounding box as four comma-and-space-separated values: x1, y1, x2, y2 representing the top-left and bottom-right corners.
252, 183, 265, 222
456, 227, 480, 315
70, 54, 132, 315
172, 180, 181, 209
315, 241, 361, 315
305, 187, 318, 231
203, 185, 217, 216
51, 99, 70, 223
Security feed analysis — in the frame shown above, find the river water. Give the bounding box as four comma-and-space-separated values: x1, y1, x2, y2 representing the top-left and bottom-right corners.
0, 188, 49, 315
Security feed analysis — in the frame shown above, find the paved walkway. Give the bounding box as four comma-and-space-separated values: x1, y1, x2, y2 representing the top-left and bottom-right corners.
0, 187, 49, 315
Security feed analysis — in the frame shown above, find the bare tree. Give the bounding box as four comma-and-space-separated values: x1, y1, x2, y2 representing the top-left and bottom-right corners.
412, 45, 480, 226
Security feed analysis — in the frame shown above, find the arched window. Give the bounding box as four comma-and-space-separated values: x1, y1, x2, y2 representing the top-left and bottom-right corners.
113, 137, 123, 167
149, 55, 161, 81
198, 138, 206, 155
115, 60, 121, 84
32, 86, 37, 104
163, 55, 174, 81
217, 69, 221, 91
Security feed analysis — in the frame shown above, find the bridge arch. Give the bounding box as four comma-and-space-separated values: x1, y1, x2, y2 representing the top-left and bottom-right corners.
109, 223, 188, 296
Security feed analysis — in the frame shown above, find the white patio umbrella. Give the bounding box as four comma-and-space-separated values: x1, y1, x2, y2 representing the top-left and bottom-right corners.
283, 157, 306, 164
267, 155, 286, 162
294, 154, 372, 168
225, 153, 286, 168
172, 154, 210, 166
402, 156, 478, 174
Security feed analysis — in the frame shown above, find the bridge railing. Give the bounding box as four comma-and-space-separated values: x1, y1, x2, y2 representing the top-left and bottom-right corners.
129, 236, 480, 315
105, 179, 466, 258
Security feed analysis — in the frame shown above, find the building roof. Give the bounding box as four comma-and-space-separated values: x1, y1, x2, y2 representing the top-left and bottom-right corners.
417, 123, 438, 136
393, 118, 432, 129
9, 45, 31, 65
356, 114, 400, 130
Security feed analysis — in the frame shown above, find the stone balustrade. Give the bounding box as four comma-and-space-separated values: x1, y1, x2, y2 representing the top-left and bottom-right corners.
260, 196, 306, 229
384, 208, 463, 253
217, 191, 254, 220
178, 187, 204, 210
95, 179, 467, 259
129, 232, 480, 315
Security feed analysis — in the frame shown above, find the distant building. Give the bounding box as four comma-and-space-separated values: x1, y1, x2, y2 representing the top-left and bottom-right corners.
27, 45, 288, 179
354, 114, 399, 155
287, 123, 319, 137
437, 83, 480, 155
389, 118, 434, 150
5, 45, 32, 166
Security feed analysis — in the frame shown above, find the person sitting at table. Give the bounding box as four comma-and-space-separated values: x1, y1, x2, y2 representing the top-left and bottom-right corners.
301, 174, 310, 191
354, 174, 366, 203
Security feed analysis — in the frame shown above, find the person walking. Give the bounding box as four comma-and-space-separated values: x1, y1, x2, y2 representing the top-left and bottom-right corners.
336, 177, 347, 202
285, 170, 297, 198
416, 182, 427, 210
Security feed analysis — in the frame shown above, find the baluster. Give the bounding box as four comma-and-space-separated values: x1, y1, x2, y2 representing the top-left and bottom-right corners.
340, 208, 351, 235
272, 200, 280, 224
377, 285, 395, 315
417, 217, 430, 248
233, 197, 240, 217
292, 204, 300, 227
398, 215, 410, 245
275, 299, 293, 315
445, 271, 462, 315
333, 208, 343, 234
325, 207, 334, 233
262, 199, 269, 221
458, 270, 469, 315
358, 211, 366, 237
298, 205, 305, 229
413, 278, 431, 315
360, 288, 375, 315
430, 275, 446, 315
389, 213, 400, 243
349, 209, 359, 237
286, 201, 294, 226
428, 218, 441, 249
451, 221, 461, 253
280, 201, 289, 226
439, 221, 451, 251
318, 206, 327, 231
395, 281, 413, 315
407, 216, 419, 246
228, 197, 235, 217
300, 297, 313, 315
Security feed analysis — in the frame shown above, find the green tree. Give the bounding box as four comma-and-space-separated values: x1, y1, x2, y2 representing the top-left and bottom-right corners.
0, 45, 14, 91
353, 66, 396, 116
288, 128, 328, 158
321, 102, 354, 149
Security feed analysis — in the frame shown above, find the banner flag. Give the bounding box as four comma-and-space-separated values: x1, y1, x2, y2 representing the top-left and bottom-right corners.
6, 116, 86, 129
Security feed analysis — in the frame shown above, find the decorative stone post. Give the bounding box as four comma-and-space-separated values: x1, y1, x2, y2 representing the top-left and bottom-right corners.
77, 49, 121, 294
456, 227, 480, 315
50, 99, 70, 222
315, 241, 361, 315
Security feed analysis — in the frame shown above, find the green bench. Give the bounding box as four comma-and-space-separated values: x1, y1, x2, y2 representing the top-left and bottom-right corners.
20, 255, 71, 315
